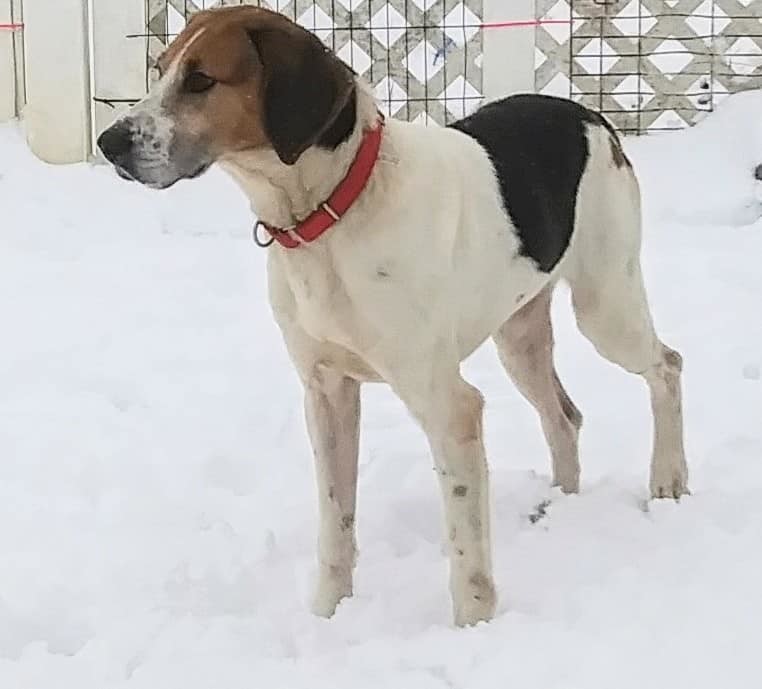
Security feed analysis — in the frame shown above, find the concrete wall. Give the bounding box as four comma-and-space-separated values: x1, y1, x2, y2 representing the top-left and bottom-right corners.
22, 0, 90, 163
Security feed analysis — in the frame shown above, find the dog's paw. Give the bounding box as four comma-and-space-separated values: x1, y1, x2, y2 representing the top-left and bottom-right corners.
553, 478, 580, 495
650, 464, 690, 500
551, 466, 580, 495
453, 572, 497, 627
311, 566, 353, 618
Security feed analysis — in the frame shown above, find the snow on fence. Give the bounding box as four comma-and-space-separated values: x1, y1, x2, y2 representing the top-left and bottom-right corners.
1, 0, 760, 163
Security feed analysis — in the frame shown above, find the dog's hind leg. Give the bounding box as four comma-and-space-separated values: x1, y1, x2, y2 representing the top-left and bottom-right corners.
304, 366, 361, 617
493, 286, 583, 493
568, 260, 688, 499
567, 132, 688, 498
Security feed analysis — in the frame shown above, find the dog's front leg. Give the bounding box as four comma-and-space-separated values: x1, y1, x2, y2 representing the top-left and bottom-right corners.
394, 370, 497, 626
304, 367, 361, 618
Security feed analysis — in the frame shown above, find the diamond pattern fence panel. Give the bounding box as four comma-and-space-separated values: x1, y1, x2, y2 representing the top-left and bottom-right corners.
142, 0, 484, 125
535, 0, 762, 133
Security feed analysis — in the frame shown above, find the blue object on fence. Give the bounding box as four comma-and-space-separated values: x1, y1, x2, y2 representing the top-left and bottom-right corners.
434, 37, 456, 66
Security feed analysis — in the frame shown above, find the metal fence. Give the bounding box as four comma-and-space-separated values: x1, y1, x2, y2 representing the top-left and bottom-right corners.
139, 0, 484, 125
535, 0, 762, 133
5, 0, 762, 163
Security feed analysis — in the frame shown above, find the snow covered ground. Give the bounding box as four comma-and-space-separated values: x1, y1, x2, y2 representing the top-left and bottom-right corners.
1, 94, 762, 688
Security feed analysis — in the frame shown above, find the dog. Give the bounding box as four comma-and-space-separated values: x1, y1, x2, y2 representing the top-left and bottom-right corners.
97, 6, 688, 627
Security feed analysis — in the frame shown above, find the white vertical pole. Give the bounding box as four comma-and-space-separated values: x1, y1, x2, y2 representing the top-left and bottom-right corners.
22, 0, 91, 162
0, 0, 16, 121
482, 0, 536, 101
12, 0, 25, 116
91, 0, 147, 150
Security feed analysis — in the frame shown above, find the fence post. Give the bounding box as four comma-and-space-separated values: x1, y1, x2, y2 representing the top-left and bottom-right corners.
22, 0, 91, 163
91, 0, 147, 149
482, 0, 536, 101
12, 0, 25, 116
0, 0, 16, 121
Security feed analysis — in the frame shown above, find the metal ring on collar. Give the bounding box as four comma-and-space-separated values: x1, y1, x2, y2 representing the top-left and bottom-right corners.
253, 220, 275, 248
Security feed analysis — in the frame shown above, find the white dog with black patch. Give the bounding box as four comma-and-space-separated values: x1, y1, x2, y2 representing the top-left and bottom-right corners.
97, 6, 688, 627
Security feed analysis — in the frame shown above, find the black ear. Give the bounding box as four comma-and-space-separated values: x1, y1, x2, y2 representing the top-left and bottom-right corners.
249, 28, 355, 165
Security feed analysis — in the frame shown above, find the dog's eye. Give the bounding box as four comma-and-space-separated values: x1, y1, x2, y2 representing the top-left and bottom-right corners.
184, 71, 216, 94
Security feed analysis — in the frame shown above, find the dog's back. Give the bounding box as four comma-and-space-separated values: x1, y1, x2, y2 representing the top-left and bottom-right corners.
449, 93, 636, 277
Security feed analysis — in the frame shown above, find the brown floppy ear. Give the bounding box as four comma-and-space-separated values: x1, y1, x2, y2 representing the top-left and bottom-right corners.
248, 27, 355, 165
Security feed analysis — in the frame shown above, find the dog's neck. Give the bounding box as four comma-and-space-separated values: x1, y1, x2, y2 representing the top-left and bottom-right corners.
220, 79, 380, 230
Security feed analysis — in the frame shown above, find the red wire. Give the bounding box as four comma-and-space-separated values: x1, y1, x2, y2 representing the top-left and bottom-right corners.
1, 20, 567, 32
482, 19, 572, 29
1, 19, 571, 32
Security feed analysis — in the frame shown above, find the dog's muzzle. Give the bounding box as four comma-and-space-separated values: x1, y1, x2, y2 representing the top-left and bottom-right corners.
97, 117, 211, 190
97, 123, 137, 181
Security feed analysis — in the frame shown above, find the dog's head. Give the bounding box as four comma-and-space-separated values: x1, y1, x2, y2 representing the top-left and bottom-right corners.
97, 7, 355, 189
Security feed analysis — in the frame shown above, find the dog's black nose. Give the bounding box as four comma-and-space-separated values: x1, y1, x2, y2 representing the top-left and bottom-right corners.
97, 124, 133, 164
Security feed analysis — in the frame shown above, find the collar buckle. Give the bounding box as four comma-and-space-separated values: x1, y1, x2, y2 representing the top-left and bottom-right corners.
321, 202, 341, 222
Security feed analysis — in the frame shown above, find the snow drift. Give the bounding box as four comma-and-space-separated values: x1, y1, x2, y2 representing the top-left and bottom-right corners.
1, 91, 762, 688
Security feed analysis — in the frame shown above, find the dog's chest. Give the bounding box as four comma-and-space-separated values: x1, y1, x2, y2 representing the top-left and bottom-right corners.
279, 248, 392, 351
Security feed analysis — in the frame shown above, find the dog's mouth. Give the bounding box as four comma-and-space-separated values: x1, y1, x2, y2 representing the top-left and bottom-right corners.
113, 162, 210, 189
185, 162, 210, 180
115, 165, 136, 182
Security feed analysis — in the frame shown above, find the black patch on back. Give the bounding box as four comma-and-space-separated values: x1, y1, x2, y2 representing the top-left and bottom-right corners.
449, 94, 611, 272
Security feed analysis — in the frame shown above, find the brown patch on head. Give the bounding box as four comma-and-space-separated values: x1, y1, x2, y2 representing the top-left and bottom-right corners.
156, 6, 355, 165
609, 135, 631, 169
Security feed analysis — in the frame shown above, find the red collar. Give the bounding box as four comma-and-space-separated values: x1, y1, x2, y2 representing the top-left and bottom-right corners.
255, 117, 385, 249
